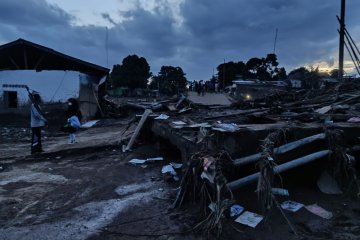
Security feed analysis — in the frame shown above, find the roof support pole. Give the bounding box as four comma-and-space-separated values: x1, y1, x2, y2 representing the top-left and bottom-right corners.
23, 49, 28, 69
338, 0, 346, 79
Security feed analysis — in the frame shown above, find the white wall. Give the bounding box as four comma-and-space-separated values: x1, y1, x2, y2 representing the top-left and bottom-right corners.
0, 70, 80, 105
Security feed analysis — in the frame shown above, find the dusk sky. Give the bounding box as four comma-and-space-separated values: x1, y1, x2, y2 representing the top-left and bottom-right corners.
1, 0, 360, 80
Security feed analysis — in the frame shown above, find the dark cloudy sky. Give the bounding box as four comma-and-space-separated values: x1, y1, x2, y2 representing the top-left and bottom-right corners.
1, 0, 360, 80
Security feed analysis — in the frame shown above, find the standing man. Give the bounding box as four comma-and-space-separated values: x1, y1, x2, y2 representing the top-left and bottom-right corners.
30, 93, 47, 154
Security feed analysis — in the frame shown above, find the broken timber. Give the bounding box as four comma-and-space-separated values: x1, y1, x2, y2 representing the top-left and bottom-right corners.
228, 150, 330, 190
233, 133, 326, 166
123, 109, 152, 152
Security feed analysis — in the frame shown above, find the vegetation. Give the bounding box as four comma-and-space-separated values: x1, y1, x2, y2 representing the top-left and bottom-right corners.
216, 54, 287, 88
106, 52, 341, 93
110, 55, 151, 90
149, 66, 187, 96
288, 67, 321, 89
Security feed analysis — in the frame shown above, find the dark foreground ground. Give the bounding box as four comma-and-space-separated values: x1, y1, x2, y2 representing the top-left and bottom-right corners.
0, 116, 359, 240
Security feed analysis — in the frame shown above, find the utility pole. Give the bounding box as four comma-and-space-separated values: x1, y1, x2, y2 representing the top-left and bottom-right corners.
273, 28, 278, 54
338, 0, 346, 80
223, 59, 226, 90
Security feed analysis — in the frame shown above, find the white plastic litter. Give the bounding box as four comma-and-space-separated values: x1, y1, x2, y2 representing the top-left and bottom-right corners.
161, 165, 176, 175
155, 114, 169, 120
147, 157, 164, 161
170, 162, 183, 169
80, 120, 100, 128
129, 159, 146, 164
281, 200, 304, 212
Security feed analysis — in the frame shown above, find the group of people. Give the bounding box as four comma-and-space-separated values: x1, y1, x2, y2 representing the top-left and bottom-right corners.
30, 92, 82, 154
189, 80, 219, 96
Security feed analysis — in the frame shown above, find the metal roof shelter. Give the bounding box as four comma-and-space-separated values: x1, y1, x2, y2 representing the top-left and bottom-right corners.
0, 38, 109, 78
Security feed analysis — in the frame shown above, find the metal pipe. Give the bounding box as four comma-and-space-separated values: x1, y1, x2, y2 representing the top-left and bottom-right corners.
228, 150, 330, 190
233, 133, 326, 166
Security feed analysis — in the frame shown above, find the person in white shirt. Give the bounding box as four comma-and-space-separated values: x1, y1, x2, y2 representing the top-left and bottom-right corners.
30, 93, 47, 154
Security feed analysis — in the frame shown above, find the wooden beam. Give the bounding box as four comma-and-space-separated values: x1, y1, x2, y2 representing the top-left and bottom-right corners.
123, 109, 152, 152
23, 49, 28, 69
8, 55, 20, 69
34, 54, 45, 69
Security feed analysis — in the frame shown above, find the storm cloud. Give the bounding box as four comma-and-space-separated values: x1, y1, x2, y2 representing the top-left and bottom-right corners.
0, 0, 360, 80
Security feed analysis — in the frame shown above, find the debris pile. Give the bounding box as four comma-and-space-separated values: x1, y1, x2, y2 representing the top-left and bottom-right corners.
100, 80, 360, 238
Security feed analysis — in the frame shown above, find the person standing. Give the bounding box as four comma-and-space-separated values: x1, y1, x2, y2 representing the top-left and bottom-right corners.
62, 98, 82, 144
30, 93, 47, 154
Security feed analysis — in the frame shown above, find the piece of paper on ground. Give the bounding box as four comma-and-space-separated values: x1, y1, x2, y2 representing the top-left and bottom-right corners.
305, 204, 333, 219
235, 211, 263, 228
230, 204, 244, 217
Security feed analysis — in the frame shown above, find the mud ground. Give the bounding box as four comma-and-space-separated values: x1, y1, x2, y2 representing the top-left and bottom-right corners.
0, 115, 359, 240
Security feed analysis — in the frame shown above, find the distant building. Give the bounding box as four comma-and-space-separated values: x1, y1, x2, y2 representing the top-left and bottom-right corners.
232, 79, 287, 101
290, 79, 302, 89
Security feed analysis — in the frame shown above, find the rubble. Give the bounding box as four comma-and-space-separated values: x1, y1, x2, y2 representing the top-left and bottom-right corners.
1, 79, 360, 239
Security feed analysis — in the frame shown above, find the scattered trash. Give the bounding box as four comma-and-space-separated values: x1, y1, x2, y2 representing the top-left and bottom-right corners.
155, 114, 169, 120
280, 200, 304, 212
55, 156, 61, 160
189, 122, 211, 128
129, 157, 163, 165
162, 164, 179, 181
324, 116, 333, 124
208, 202, 216, 212
147, 157, 164, 161
171, 120, 187, 129
234, 211, 264, 228
305, 204, 333, 219
80, 120, 100, 128
158, 188, 164, 191
200, 171, 215, 183
317, 170, 343, 194
178, 107, 192, 113
162, 165, 176, 175
129, 159, 147, 165
169, 162, 183, 169
347, 116, 360, 123
203, 157, 215, 171
172, 120, 186, 125
212, 123, 240, 132
230, 204, 244, 217
272, 188, 290, 196
315, 106, 331, 114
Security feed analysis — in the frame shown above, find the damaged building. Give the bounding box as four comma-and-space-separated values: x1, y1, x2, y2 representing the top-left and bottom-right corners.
0, 38, 109, 119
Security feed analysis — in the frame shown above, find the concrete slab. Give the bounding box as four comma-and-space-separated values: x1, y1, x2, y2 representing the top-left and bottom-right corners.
187, 92, 233, 106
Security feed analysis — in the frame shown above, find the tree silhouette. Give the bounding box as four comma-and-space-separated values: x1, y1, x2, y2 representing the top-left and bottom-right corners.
149, 66, 187, 95
110, 55, 151, 89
